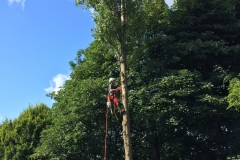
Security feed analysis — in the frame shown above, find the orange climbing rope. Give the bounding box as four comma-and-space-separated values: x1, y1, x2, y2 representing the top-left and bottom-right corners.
113, 103, 119, 121
104, 103, 108, 160
104, 101, 119, 160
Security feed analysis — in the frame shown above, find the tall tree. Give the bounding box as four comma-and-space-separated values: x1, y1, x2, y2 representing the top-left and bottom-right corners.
157, 0, 240, 159
127, 0, 240, 158
33, 0, 240, 159
75, 0, 146, 159
0, 103, 50, 160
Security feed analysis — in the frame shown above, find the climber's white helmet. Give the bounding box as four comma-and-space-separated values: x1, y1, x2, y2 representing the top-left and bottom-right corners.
109, 78, 116, 83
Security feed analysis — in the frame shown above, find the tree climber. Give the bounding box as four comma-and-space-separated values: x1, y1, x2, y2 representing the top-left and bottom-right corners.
107, 78, 125, 113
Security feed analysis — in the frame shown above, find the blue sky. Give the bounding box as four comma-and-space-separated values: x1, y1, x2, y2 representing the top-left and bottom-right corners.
0, 0, 173, 122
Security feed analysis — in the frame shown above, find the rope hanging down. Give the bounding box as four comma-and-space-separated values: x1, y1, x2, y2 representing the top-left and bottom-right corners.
104, 78, 123, 159
104, 103, 108, 160
104, 102, 119, 160
113, 102, 119, 121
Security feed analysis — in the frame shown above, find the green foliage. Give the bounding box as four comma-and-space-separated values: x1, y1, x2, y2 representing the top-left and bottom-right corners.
129, 0, 240, 159
76, 0, 147, 56
0, 103, 51, 160
227, 77, 240, 111
33, 0, 240, 159
33, 41, 125, 159
2, 0, 240, 159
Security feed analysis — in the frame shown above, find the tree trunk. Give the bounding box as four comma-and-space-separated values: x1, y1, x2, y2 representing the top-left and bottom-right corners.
120, 0, 132, 159
120, 48, 132, 160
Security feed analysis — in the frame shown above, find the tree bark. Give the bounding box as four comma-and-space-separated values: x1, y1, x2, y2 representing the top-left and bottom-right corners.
120, 49, 132, 160
120, 0, 133, 159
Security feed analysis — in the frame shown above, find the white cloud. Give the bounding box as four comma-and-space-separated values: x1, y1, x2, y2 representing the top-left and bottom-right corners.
165, 0, 174, 6
8, 0, 26, 10
45, 74, 70, 93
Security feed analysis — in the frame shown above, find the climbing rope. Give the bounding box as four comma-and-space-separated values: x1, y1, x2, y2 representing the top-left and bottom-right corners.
104, 79, 122, 159
104, 103, 108, 160
104, 101, 120, 160
113, 102, 119, 121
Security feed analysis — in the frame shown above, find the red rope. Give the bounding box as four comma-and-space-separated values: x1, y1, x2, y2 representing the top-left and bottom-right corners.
113, 103, 119, 121
104, 103, 108, 160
